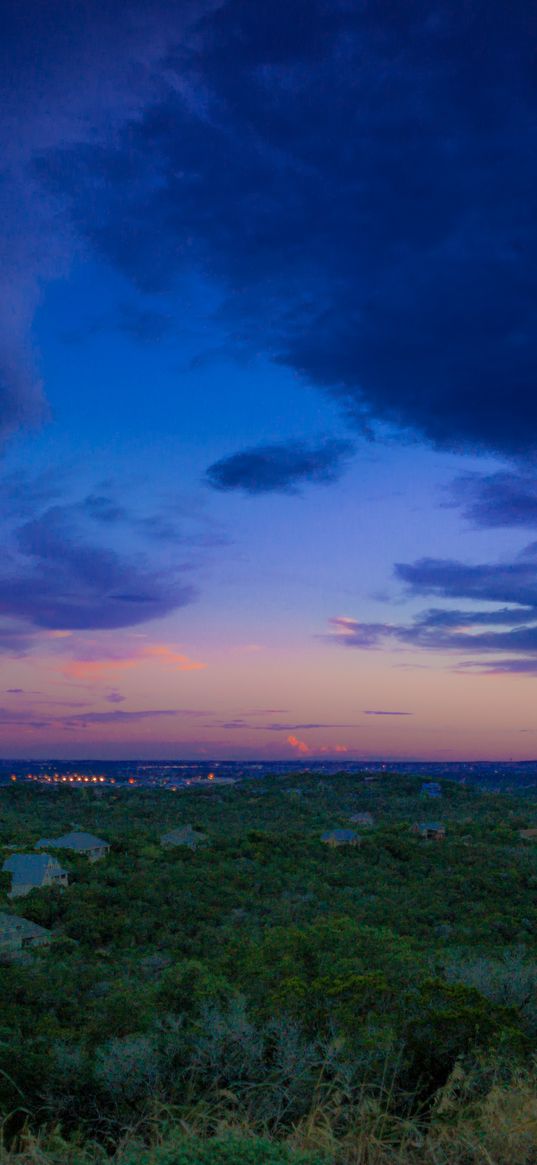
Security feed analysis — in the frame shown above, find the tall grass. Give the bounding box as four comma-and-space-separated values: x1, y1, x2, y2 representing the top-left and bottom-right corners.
3, 1062, 537, 1165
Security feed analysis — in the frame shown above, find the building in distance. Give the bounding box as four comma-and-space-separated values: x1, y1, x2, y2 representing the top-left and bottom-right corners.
36, 831, 110, 862
3, 853, 69, 898
412, 822, 446, 841
321, 829, 360, 847
161, 825, 207, 850
349, 812, 374, 827
0, 912, 52, 957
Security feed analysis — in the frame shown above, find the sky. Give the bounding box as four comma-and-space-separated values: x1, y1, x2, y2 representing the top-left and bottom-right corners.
1, 0, 537, 760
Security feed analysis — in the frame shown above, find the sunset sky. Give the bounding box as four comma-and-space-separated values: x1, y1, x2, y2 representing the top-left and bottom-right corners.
2, 0, 537, 759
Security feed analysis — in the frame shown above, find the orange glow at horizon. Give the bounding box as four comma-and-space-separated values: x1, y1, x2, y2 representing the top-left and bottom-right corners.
287, 734, 310, 754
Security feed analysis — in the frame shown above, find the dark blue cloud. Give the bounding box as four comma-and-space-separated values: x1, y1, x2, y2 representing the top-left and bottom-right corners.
206, 438, 354, 494
0, 0, 216, 441
80, 494, 127, 524
66, 302, 174, 346
451, 472, 537, 529
395, 552, 537, 608
34, 0, 537, 458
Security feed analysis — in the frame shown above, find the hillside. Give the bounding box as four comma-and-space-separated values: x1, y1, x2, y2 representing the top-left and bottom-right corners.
2, 772, 537, 1163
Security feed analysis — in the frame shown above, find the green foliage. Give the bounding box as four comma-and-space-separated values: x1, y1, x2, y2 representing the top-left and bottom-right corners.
157, 960, 230, 1015
124, 1136, 327, 1164
2, 772, 537, 1147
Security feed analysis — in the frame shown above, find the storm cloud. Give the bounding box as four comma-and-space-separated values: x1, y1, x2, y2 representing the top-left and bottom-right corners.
28, 0, 537, 460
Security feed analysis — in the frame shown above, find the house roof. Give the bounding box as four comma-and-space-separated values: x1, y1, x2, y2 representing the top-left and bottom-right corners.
36, 831, 108, 851
349, 813, 374, 824
416, 821, 444, 832
0, 911, 51, 941
3, 853, 67, 888
321, 829, 358, 842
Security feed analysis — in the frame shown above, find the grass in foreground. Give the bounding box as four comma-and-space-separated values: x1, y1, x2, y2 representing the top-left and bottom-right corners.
4, 1065, 537, 1165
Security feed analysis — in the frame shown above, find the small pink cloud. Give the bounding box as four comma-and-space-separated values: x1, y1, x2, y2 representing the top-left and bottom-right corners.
63, 658, 139, 681
61, 643, 206, 681
288, 734, 310, 754
145, 645, 206, 669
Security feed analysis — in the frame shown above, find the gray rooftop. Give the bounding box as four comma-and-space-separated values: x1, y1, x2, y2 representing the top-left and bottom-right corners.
0, 912, 51, 941
3, 853, 67, 888
36, 831, 108, 852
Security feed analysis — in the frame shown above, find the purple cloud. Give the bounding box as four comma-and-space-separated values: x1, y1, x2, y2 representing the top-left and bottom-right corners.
329, 542, 537, 674
62, 708, 191, 726
363, 710, 412, 716
0, 704, 211, 732
0, 504, 194, 637
105, 690, 127, 704
215, 719, 357, 731
395, 553, 537, 609
450, 472, 537, 530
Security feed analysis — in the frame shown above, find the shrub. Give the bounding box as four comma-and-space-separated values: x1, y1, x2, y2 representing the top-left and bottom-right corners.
122, 1136, 328, 1165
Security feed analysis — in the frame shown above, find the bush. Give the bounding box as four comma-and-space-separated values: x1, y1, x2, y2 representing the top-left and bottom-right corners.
123, 1136, 328, 1165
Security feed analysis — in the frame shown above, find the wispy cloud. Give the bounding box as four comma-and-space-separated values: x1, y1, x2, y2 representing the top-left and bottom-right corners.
0, 704, 211, 733
363, 710, 412, 716
328, 543, 537, 675
215, 718, 356, 732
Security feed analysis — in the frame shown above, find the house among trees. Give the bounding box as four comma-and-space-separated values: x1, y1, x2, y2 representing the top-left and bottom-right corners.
2, 853, 68, 898
349, 812, 374, 827
412, 821, 446, 841
161, 825, 207, 850
0, 912, 51, 956
36, 831, 110, 862
321, 829, 360, 847
421, 781, 442, 798
519, 828, 537, 840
